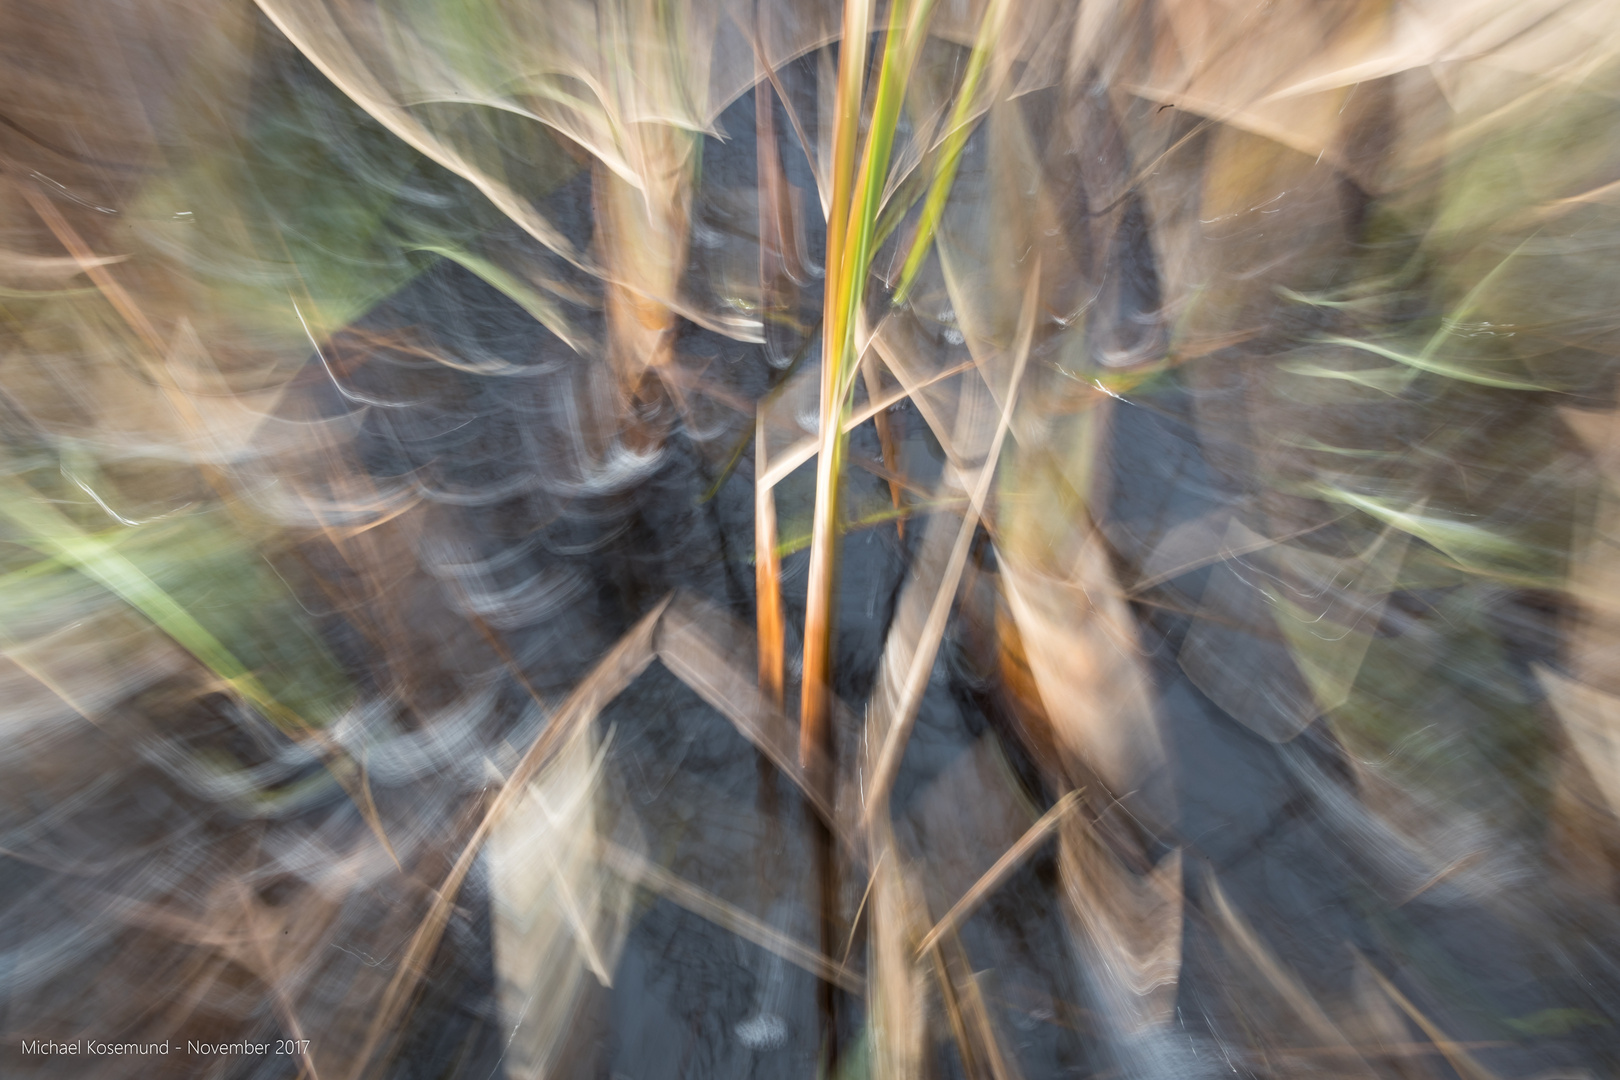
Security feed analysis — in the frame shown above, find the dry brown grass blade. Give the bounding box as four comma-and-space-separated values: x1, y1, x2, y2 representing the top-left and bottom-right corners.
866, 816, 930, 1080
866, 308, 974, 468
348, 596, 670, 1080
754, 64, 809, 325
862, 351, 907, 539
1000, 523, 1167, 828
758, 359, 975, 492
934, 933, 1024, 1080
915, 790, 1079, 958
1355, 950, 1502, 1080
21, 185, 164, 355
862, 266, 1039, 825
930, 942, 984, 1080
603, 842, 863, 994
1205, 872, 1376, 1075
1129, 510, 1339, 596
748, 27, 837, 217
346, 758, 400, 871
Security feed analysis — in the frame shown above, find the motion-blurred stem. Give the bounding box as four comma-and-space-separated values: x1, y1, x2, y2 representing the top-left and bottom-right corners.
799, 0, 873, 770
798, 3, 937, 1067
594, 124, 697, 433
801, 0, 934, 763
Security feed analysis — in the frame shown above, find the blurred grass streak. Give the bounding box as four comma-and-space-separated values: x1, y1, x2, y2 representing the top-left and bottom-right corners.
0, 478, 342, 733
891, 0, 1011, 305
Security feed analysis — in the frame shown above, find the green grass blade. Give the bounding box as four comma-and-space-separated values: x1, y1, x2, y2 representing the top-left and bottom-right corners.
891, 0, 1010, 305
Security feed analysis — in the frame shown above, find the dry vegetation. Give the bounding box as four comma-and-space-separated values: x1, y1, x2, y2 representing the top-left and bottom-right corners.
3, 0, 1620, 1077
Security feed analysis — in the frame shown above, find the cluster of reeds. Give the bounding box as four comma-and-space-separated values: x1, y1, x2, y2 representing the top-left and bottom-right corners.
4, 0, 1620, 1077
